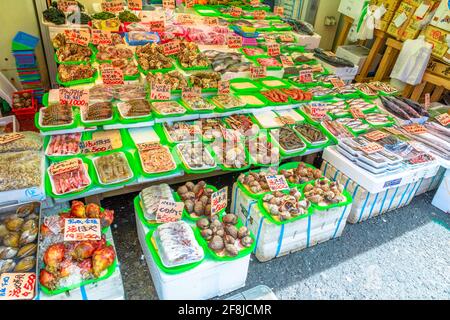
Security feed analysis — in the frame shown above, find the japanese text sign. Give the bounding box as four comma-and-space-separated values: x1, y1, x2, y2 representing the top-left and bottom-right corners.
156, 199, 184, 223
59, 88, 89, 107
265, 175, 289, 191
0, 273, 36, 300
64, 218, 101, 241
211, 187, 228, 215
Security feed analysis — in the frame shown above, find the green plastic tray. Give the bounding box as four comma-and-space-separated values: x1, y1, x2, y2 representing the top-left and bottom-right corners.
230, 78, 262, 93
88, 151, 136, 188
300, 180, 353, 211
35, 107, 80, 133
278, 161, 322, 188
56, 70, 98, 87
134, 195, 161, 229
259, 76, 291, 89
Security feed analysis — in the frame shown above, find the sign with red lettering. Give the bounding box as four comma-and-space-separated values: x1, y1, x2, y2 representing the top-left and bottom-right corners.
298, 70, 313, 83
384, 126, 402, 135
150, 83, 171, 100
136, 142, 161, 151
265, 175, 289, 191
163, 0, 175, 10
101, 0, 124, 13
227, 35, 242, 48
91, 29, 112, 45
425, 93, 430, 109
274, 6, 284, 16
156, 199, 184, 223
330, 78, 345, 88
359, 142, 383, 154
59, 88, 89, 107
185, 0, 195, 9
252, 10, 266, 20
309, 103, 326, 118
403, 124, 427, 135
203, 16, 219, 26
218, 80, 230, 94
280, 55, 294, 67
149, 20, 165, 33
49, 158, 81, 176
177, 13, 195, 25
64, 218, 101, 241
230, 7, 242, 17
128, 0, 142, 10
0, 133, 24, 145
182, 87, 201, 100
364, 130, 389, 141
267, 43, 280, 57
79, 139, 113, 154
211, 187, 228, 215
350, 106, 365, 119
0, 273, 36, 300
64, 29, 90, 46
163, 41, 181, 55
57, 0, 79, 13
435, 113, 450, 127
250, 65, 266, 79
101, 65, 124, 85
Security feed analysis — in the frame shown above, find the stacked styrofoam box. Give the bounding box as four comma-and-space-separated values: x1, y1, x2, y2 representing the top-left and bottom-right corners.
230, 183, 352, 262
135, 210, 250, 300
415, 166, 446, 196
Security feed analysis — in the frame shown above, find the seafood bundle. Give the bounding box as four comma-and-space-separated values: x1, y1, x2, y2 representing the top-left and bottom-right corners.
346, 99, 376, 111
281, 18, 315, 35
196, 214, 254, 257
303, 179, 346, 206
271, 126, 306, 152
224, 115, 259, 137
189, 71, 221, 89
58, 64, 96, 83
140, 184, 174, 221
397, 126, 450, 161
152, 221, 204, 267
49, 159, 91, 195
0, 202, 40, 276
146, 71, 188, 91
380, 96, 427, 121
355, 83, 377, 96
46, 133, 81, 156
177, 143, 216, 170
322, 120, 353, 139
0, 131, 42, 153
151, 101, 186, 115
164, 122, 201, 142
333, 84, 358, 96
139, 145, 176, 174
96, 45, 133, 61
308, 86, 334, 97
283, 88, 312, 102
0, 151, 42, 192
185, 27, 228, 45
246, 135, 280, 165
237, 169, 276, 194
367, 81, 398, 94
257, 57, 282, 68
210, 94, 244, 110
200, 119, 225, 140
42, 104, 73, 126
261, 89, 289, 103
118, 99, 151, 117
94, 153, 133, 184
113, 84, 146, 101
83, 102, 112, 121
136, 43, 173, 71
336, 118, 370, 133
212, 140, 248, 169
56, 43, 92, 63
177, 181, 215, 218
183, 96, 216, 111
294, 123, 327, 145
12, 91, 33, 110
176, 41, 210, 69
262, 189, 310, 221
203, 50, 251, 73
89, 85, 114, 102
327, 100, 349, 117
364, 113, 393, 126
280, 162, 323, 184
109, 59, 138, 76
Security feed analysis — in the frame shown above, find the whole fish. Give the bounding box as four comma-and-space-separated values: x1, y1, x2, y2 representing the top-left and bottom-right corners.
386, 96, 421, 119
380, 96, 412, 120
398, 97, 429, 117
424, 122, 450, 144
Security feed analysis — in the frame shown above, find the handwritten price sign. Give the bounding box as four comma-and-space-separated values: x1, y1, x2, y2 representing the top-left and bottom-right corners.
330, 78, 345, 88
128, 0, 142, 10
0, 273, 36, 300
163, 0, 175, 10
149, 20, 165, 33
203, 17, 219, 26
59, 88, 89, 107
64, 29, 90, 46
359, 142, 383, 154
265, 175, 289, 191
280, 55, 294, 67
218, 80, 230, 94
435, 113, 450, 126
79, 138, 112, 154
298, 70, 313, 83
227, 35, 242, 48
64, 218, 101, 241
182, 87, 201, 100
101, 65, 124, 85
49, 158, 81, 176
91, 29, 112, 45
252, 10, 266, 20
156, 199, 184, 223
230, 7, 242, 17
151, 83, 171, 100
403, 123, 427, 135
57, 0, 79, 13
177, 13, 195, 25
250, 65, 266, 79
185, 0, 195, 8
211, 187, 228, 215
267, 43, 280, 57
274, 6, 284, 16
309, 103, 327, 118
0, 133, 24, 145
136, 142, 161, 151
163, 41, 181, 55
350, 106, 365, 119
364, 130, 389, 141
101, 0, 124, 13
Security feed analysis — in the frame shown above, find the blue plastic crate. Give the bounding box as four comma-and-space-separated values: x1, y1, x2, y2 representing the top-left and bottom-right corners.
125, 32, 160, 46
12, 32, 39, 51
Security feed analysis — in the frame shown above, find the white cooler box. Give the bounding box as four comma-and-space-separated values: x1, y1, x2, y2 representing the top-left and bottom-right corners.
432, 167, 450, 213
230, 183, 352, 262
135, 211, 250, 300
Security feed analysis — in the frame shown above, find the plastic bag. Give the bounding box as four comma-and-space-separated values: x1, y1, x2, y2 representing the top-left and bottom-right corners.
0, 131, 43, 153
0, 151, 42, 191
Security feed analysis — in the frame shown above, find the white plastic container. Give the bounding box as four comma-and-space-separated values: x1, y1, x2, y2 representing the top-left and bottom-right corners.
431, 168, 450, 213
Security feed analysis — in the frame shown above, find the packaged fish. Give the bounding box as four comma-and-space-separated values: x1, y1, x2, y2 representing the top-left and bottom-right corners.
40, 105, 74, 127
210, 94, 245, 110
182, 96, 216, 111
140, 184, 174, 221
151, 101, 187, 116
81, 102, 113, 122
46, 133, 81, 157
48, 158, 91, 195
89, 85, 114, 102
117, 99, 152, 119
114, 84, 147, 101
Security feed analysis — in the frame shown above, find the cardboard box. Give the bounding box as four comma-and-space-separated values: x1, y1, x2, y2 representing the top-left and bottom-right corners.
336, 45, 383, 74
338, 0, 368, 20
426, 59, 450, 79
423, 24, 449, 58
398, 0, 440, 41
430, 0, 450, 32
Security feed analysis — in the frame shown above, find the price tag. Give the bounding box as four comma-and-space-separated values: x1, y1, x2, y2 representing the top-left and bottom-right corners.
218, 80, 230, 94
230, 6, 242, 17
156, 199, 184, 223
91, 29, 112, 45
59, 88, 89, 107
101, 0, 124, 13
0, 133, 24, 145
185, 0, 195, 8
177, 13, 195, 25
298, 70, 313, 83
359, 142, 383, 154
150, 83, 171, 100
163, 40, 181, 55
79, 139, 112, 154
364, 130, 389, 141
64, 29, 91, 46
252, 10, 266, 20
49, 158, 80, 176
64, 218, 101, 241
211, 187, 228, 215
250, 65, 266, 79
403, 124, 427, 135
280, 55, 294, 67
278, 34, 294, 42
227, 35, 242, 48
57, 0, 79, 13
250, 0, 260, 5
182, 87, 201, 100
101, 65, 124, 85
264, 34, 277, 43
267, 43, 280, 57
350, 106, 365, 119
136, 142, 161, 151
128, 0, 142, 10
274, 5, 284, 16
435, 113, 450, 127
265, 175, 289, 191
163, 0, 175, 9
424, 93, 430, 109
384, 126, 402, 135
203, 16, 219, 26
149, 20, 165, 33
309, 103, 326, 118
330, 77, 345, 88
0, 273, 36, 300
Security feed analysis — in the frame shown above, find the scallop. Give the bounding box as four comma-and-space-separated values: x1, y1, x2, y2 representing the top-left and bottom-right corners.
14, 256, 35, 272
17, 243, 37, 258
16, 203, 36, 218
21, 219, 37, 232
0, 246, 18, 259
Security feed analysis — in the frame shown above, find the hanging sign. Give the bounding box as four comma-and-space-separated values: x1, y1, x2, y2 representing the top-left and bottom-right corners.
150, 83, 171, 100
57, 0, 79, 13
101, 0, 124, 13
156, 200, 184, 223
128, 0, 142, 10
59, 88, 89, 107
403, 124, 427, 135
350, 106, 365, 119
274, 6, 284, 16
364, 130, 389, 141
182, 87, 201, 100
280, 55, 294, 67
211, 187, 228, 215
267, 43, 280, 57
265, 175, 289, 191
64, 218, 101, 241
49, 158, 81, 176
0, 273, 36, 300
79, 139, 113, 154
101, 65, 124, 85
227, 35, 242, 48
64, 29, 90, 46
0, 133, 25, 145
218, 80, 230, 94
359, 142, 383, 154
435, 113, 450, 127
91, 29, 112, 45
163, 40, 181, 55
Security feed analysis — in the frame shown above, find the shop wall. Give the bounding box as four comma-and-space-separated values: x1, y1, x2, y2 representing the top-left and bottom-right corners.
0, 0, 49, 90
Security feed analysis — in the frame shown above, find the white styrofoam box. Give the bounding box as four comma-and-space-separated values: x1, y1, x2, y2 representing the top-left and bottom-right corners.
336, 45, 382, 74
297, 33, 322, 50
338, 0, 367, 20
0, 115, 19, 132
321, 160, 422, 224
431, 168, 450, 213
230, 183, 352, 262
135, 211, 250, 300
317, 58, 359, 79
415, 166, 446, 196
430, 0, 450, 32
322, 147, 441, 194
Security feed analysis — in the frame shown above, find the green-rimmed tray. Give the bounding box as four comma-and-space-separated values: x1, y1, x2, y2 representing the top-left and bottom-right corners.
259, 76, 291, 89
180, 98, 217, 114
292, 122, 333, 150
193, 5, 222, 17
269, 127, 308, 158
234, 92, 269, 109
210, 142, 252, 172
43, 132, 85, 161
54, 52, 93, 66
133, 147, 181, 179
175, 143, 218, 175
230, 78, 263, 93
116, 101, 154, 124
278, 161, 323, 188
239, 46, 268, 59
300, 180, 353, 211
134, 195, 161, 229
56, 70, 98, 87
79, 104, 119, 127
136, 57, 176, 76
35, 107, 80, 133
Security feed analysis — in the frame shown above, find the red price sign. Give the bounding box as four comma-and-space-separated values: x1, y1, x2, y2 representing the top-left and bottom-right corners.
0, 133, 24, 145
0, 273, 36, 300
230, 7, 242, 17
182, 87, 201, 100
309, 103, 326, 118
298, 70, 313, 83
79, 138, 112, 154
267, 43, 280, 57
59, 88, 89, 107
211, 187, 228, 215
57, 0, 79, 13
151, 83, 171, 100
252, 10, 266, 20
64, 218, 101, 241
163, 0, 175, 9
274, 6, 284, 16
384, 126, 402, 135
364, 130, 389, 141
265, 175, 289, 192
49, 158, 81, 176
64, 29, 91, 46
350, 106, 365, 119
156, 199, 184, 223
149, 20, 165, 33
177, 14, 195, 25
330, 78, 345, 88
136, 142, 161, 151
101, 0, 124, 13
91, 29, 112, 45
280, 55, 294, 67
101, 65, 124, 85
227, 35, 242, 48
250, 65, 266, 79
163, 41, 181, 55
435, 113, 450, 126
403, 124, 427, 135
218, 80, 230, 94
185, 0, 195, 8
359, 142, 383, 154
128, 0, 142, 10
203, 17, 219, 26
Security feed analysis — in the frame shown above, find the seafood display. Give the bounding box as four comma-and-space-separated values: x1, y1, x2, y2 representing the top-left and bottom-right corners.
109, 59, 139, 76
146, 71, 188, 91
185, 27, 228, 45
261, 89, 289, 103
164, 122, 201, 143
210, 94, 244, 110
212, 140, 248, 169
314, 48, 354, 68
83, 102, 112, 121
177, 181, 215, 218
12, 91, 34, 110
183, 96, 216, 111
177, 143, 216, 170
89, 85, 114, 102
46, 133, 81, 156
271, 126, 306, 152
282, 88, 312, 101
152, 221, 204, 267
246, 134, 280, 165
346, 98, 376, 111
176, 41, 210, 69
140, 184, 174, 221
0, 202, 39, 278
262, 189, 310, 221
237, 170, 275, 194
290, 52, 315, 64
56, 44, 92, 63
203, 50, 251, 73
303, 179, 346, 206
114, 84, 146, 101
42, 105, 73, 126
364, 113, 393, 126
355, 83, 377, 96
282, 18, 315, 35
280, 162, 323, 184
380, 96, 426, 120
127, 31, 159, 43
294, 123, 328, 145
242, 47, 266, 57
308, 86, 334, 97
276, 109, 305, 125
139, 145, 176, 174
136, 43, 174, 71
189, 72, 221, 89
93, 153, 133, 184
336, 118, 370, 133
0, 131, 42, 153
368, 81, 398, 94
49, 158, 91, 195
58, 64, 96, 83
200, 119, 225, 140
117, 99, 151, 118
0, 151, 42, 191
151, 101, 186, 115
196, 213, 254, 257
257, 57, 282, 68
224, 115, 259, 137
327, 100, 349, 117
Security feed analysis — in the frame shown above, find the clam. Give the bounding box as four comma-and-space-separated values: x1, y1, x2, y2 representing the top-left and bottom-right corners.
222, 214, 238, 225
21, 219, 37, 232
14, 256, 35, 272
225, 225, 238, 239
279, 211, 292, 221
16, 203, 36, 218
3, 232, 20, 247
196, 218, 210, 230
0, 259, 16, 273
237, 226, 249, 239
241, 236, 254, 248
208, 235, 224, 251
20, 228, 38, 245
17, 243, 37, 258
215, 228, 225, 237
5, 217, 24, 232
0, 224, 8, 238
224, 235, 235, 244
225, 244, 238, 257
200, 229, 213, 240
0, 246, 18, 259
